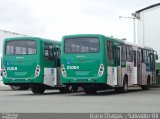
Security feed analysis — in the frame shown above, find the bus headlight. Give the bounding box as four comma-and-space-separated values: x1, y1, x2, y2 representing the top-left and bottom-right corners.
61, 65, 67, 77
2, 66, 7, 77
34, 65, 40, 77
98, 64, 104, 76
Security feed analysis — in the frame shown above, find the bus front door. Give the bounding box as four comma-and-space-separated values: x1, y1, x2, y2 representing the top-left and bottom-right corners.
150, 53, 156, 83
116, 46, 122, 86
137, 50, 142, 85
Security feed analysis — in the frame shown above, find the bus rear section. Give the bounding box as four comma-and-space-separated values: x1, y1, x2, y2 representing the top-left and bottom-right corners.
2, 37, 75, 94
61, 35, 108, 93
2, 38, 38, 90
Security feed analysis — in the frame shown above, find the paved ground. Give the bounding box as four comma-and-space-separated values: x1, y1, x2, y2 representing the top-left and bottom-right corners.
0, 86, 160, 113
0, 79, 5, 86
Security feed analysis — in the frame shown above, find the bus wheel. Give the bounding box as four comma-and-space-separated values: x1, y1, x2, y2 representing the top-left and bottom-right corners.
114, 87, 121, 93
121, 78, 128, 93
84, 88, 97, 94
72, 86, 78, 92
59, 88, 67, 93
31, 84, 45, 94
141, 77, 150, 90
10, 86, 22, 90
10, 86, 29, 90
19, 86, 30, 90
59, 86, 75, 93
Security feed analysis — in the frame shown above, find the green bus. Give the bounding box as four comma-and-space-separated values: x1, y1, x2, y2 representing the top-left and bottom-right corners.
61, 34, 158, 94
2, 37, 73, 94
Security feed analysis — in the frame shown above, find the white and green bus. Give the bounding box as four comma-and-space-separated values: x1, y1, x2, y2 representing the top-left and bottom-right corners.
61, 34, 158, 94
2, 37, 74, 94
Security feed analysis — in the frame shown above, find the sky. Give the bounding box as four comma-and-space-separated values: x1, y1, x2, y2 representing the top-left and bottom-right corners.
0, 0, 160, 42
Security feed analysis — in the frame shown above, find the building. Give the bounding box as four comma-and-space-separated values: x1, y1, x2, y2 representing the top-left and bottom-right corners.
133, 3, 160, 61
0, 29, 27, 86
0, 29, 27, 53
133, 3, 160, 85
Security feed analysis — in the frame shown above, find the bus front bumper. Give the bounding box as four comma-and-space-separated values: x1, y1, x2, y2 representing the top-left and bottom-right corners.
2, 76, 43, 85
62, 76, 106, 84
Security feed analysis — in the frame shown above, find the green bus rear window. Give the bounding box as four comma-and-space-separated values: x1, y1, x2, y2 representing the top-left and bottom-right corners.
64, 37, 99, 53
5, 40, 36, 55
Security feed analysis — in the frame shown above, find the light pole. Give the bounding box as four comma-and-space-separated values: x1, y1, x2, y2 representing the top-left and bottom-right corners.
119, 16, 136, 43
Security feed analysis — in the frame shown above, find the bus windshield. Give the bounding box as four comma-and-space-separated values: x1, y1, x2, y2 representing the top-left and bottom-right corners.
5, 40, 36, 55
64, 37, 99, 53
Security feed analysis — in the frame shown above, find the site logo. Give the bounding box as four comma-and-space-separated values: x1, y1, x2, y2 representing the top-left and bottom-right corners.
1, 113, 18, 119
6, 60, 11, 66
66, 59, 72, 65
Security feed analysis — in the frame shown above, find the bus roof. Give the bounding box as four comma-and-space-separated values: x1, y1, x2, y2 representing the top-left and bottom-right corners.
62, 34, 124, 43
105, 35, 154, 50
62, 34, 101, 39
4, 36, 61, 46
62, 34, 155, 51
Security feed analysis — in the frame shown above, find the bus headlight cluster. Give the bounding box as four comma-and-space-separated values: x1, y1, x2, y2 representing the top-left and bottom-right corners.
98, 64, 104, 76
61, 65, 67, 77
2, 66, 7, 77
34, 65, 40, 77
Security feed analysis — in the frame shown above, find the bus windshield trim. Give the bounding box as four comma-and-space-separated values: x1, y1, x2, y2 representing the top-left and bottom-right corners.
64, 37, 100, 54
5, 40, 37, 55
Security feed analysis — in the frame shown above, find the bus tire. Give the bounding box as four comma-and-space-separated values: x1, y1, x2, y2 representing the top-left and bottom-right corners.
10, 86, 22, 90
141, 77, 150, 90
31, 84, 45, 94
59, 88, 67, 93
10, 86, 29, 90
72, 86, 78, 92
19, 86, 30, 90
59, 86, 74, 93
114, 87, 121, 93
84, 88, 97, 94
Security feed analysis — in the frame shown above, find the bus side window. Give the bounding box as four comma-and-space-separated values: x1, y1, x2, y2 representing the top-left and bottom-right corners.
121, 45, 126, 61
117, 47, 120, 66
44, 43, 54, 60
114, 46, 120, 66
107, 41, 113, 60
130, 47, 133, 62
150, 52, 155, 71
141, 49, 144, 63
126, 45, 129, 61
134, 51, 136, 67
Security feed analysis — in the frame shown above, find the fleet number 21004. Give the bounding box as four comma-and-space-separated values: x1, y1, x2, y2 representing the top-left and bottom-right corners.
67, 66, 79, 70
